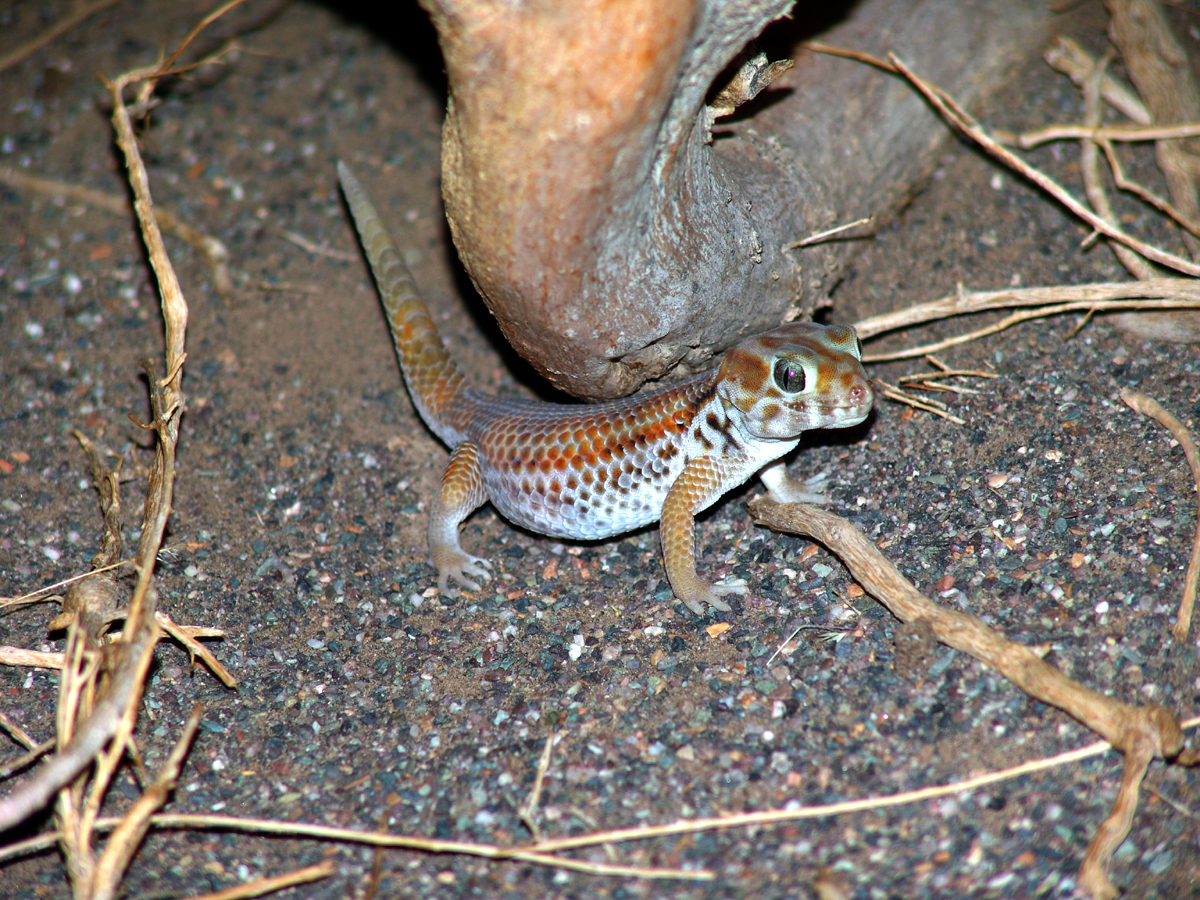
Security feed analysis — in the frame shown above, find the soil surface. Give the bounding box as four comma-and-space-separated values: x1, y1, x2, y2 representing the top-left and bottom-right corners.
2, 2, 1199, 898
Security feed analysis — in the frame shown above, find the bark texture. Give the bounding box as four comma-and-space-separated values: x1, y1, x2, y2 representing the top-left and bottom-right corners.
420, 0, 1047, 399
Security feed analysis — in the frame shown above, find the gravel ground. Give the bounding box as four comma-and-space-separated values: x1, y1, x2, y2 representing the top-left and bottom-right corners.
1, 2, 1199, 898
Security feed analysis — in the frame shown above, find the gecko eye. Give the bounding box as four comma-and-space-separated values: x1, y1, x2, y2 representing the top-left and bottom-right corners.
773, 358, 806, 393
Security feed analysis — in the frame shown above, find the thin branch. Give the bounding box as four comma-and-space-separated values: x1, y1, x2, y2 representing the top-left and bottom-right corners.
854, 278, 1200, 342
0, 814, 712, 880
280, 229, 358, 262
89, 707, 202, 900
1044, 36, 1150, 124
519, 731, 556, 843
745, 500, 1196, 898
1078, 745, 1152, 900
179, 861, 335, 900
1120, 390, 1200, 641
155, 612, 236, 688
873, 380, 964, 424
0, 166, 232, 300
887, 53, 1200, 277
0, 711, 36, 750
0, 738, 55, 779
1016, 122, 1200, 147
784, 216, 872, 249
0, 0, 124, 75
1079, 52, 1155, 281
0, 647, 65, 669
1099, 140, 1200, 241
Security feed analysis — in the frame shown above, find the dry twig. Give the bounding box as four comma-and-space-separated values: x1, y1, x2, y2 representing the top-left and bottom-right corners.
181, 861, 335, 900
1044, 36, 1150, 124
0, 647, 65, 669
879, 52, 1200, 275
0, 166, 233, 300
783, 216, 871, 249
281, 229, 357, 262
1079, 53, 1157, 281
0, 0, 124, 75
853, 278, 1200, 361
746, 499, 1197, 899
1119, 390, 1200, 641
872, 380, 964, 425
0, 13, 240, 900
519, 730, 557, 843
0, 812, 710, 880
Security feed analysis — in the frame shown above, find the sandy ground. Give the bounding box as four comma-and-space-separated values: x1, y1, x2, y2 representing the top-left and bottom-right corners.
1, 1, 1199, 898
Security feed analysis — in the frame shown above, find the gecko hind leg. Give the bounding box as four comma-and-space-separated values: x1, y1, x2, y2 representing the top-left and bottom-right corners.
428, 441, 493, 593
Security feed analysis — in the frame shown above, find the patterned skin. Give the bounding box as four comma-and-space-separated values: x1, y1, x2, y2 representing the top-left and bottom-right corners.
338, 162, 875, 614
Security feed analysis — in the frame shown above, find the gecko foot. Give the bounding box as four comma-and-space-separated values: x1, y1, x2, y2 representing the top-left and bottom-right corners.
432, 549, 493, 594
677, 578, 747, 615
762, 467, 831, 505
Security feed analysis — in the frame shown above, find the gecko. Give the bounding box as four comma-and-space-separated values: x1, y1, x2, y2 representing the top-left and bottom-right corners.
337, 162, 875, 614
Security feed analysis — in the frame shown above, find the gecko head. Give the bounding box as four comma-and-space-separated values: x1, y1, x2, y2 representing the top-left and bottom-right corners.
716, 322, 874, 439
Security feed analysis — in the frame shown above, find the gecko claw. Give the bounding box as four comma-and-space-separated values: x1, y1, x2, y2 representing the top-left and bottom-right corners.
677, 578, 745, 615
433, 552, 493, 594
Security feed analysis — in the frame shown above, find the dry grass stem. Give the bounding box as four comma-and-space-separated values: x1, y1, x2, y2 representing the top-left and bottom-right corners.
281, 229, 357, 261
746, 499, 1196, 896
854, 279, 1200, 361
1105, 0, 1200, 264
180, 861, 335, 900
873, 380, 964, 424
1016, 122, 1200, 147
154, 612, 235, 687
0, 166, 232, 300
0, 560, 132, 611
784, 216, 871, 249
0, 813, 713, 880
0, 647, 65, 669
1044, 36, 1150, 124
249, 280, 323, 294
519, 730, 557, 843
88, 707, 202, 900
0, 712, 36, 751
887, 52, 1200, 276
1080, 53, 1157, 281
6, 719, 1200, 882
0, 0, 124, 75
0, 739, 55, 779
901, 365, 997, 381
1119, 389, 1200, 641
529, 722, 1200, 853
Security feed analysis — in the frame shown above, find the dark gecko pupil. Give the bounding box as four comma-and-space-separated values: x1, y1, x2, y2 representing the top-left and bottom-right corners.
773, 359, 805, 393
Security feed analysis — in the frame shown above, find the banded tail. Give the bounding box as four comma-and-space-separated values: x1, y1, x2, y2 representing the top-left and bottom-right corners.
337, 161, 467, 440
